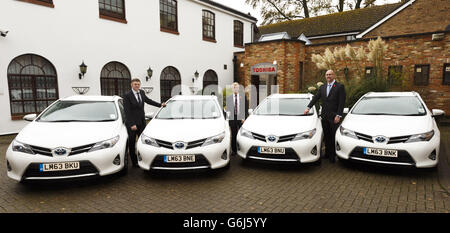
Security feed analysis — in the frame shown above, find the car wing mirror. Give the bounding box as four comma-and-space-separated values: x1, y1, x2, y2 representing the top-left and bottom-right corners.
432, 109, 445, 117
226, 111, 231, 120
23, 114, 37, 122
248, 109, 253, 115
343, 108, 349, 114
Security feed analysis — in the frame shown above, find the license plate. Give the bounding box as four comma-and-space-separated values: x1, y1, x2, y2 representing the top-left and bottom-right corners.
40, 162, 80, 172
363, 148, 398, 157
164, 155, 196, 163
258, 147, 285, 154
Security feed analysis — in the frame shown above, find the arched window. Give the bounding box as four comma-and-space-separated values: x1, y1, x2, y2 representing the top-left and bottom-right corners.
100, 61, 131, 97
160, 66, 181, 102
7, 54, 58, 119
202, 70, 218, 95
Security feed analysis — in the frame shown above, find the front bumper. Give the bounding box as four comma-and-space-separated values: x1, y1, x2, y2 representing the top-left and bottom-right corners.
335, 131, 439, 168
136, 139, 230, 171
5, 138, 127, 182
236, 132, 322, 164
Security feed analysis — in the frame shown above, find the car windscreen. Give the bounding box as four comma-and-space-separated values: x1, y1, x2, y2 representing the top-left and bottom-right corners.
156, 99, 221, 119
351, 96, 426, 116
254, 98, 313, 116
37, 101, 118, 122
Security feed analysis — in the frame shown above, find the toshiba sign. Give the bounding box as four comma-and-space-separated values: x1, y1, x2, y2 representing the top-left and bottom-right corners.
251, 63, 277, 75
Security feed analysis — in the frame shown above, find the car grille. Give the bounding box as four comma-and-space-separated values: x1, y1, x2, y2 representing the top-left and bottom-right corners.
349, 147, 415, 165
29, 144, 95, 157
154, 138, 207, 150
251, 132, 297, 143
29, 145, 52, 157
355, 132, 412, 144
22, 161, 99, 179
246, 146, 299, 161
151, 154, 210, 168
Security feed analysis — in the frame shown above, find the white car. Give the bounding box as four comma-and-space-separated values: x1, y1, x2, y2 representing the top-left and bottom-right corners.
6, 95, 129, 182
236, 94, 323, 164
336, 92, 444, 168
136, 95, 231, 171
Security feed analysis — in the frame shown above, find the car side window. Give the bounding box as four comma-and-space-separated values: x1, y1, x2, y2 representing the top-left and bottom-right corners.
118, 99, 126, 123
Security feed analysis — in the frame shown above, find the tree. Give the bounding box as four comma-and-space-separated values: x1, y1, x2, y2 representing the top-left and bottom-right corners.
245, 0, 333, 25
246, 0, 378, 24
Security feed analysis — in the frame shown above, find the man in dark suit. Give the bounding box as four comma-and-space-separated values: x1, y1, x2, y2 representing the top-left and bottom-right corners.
226, 82, 248, 154
305, 70, 346, 163
123, 78, 166, 167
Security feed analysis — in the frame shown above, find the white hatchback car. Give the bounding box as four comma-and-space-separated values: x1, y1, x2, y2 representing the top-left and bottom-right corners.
136, 95, 231, 171
336, 92, 444, 168
237, 94, 323, 164
6, 95, 129, 182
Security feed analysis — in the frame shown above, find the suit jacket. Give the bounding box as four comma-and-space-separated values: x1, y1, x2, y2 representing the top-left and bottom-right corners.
123, 89, 162, 128
226, 93, 248, 121
307, 81, 346, 122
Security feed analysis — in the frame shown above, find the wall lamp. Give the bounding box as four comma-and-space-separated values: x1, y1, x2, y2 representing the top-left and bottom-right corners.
146, 66, 153, 81
192, 70, 199, 83
79, 61, 87, 79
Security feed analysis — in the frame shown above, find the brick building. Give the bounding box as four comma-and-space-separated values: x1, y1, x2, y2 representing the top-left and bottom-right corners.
234, 0, 450, 113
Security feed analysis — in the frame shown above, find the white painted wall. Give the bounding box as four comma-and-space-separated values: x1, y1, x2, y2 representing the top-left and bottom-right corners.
0, 0, 256, 134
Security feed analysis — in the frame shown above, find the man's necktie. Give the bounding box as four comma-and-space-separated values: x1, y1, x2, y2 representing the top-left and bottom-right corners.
327, 84, 332, 97
137, 92, 141, 103
234, 94, 238, 115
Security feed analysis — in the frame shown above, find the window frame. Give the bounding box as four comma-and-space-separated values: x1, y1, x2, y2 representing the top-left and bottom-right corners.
160, 0, 179, 34
234, 20, 244, 47
7, 54, 59, 120
414, 64, 430, 86
443, 63, 450, 85
19, 0, 54, 8
99, 0, 127, 23
202, 10, 216, 42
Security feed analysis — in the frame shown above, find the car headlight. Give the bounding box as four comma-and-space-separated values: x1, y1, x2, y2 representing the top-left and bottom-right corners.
240, 128, 254, 139
141, 134, 160, 147
88, 135, 120, 152
340, 126, 358, 139
405, 130, 434, 143
292, 129, 316, 141
12, 140, 35, 154
202, 132, 225, 147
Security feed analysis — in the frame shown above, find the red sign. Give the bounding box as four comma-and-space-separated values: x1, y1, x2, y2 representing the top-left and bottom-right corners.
250, 63, 277, 75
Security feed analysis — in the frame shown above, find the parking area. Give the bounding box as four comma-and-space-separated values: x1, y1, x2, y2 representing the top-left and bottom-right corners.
0, 126, 449, 213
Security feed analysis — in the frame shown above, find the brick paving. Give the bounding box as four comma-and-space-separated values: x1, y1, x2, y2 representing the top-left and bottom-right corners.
0, 127, 449, 213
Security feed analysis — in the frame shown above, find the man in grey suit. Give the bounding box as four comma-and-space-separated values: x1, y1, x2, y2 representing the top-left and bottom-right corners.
226, 82, 248, 154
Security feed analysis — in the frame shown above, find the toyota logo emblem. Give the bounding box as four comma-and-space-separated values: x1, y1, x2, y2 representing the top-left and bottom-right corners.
174, 142, 186, 150
52, 147, 69, 156
374, 136, 387, 143
267, 135, 277, 143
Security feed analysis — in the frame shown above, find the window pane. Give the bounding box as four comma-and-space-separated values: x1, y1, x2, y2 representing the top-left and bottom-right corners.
10, 89, 22, 100
24, 101, 36, 113
11, 102, 23, 114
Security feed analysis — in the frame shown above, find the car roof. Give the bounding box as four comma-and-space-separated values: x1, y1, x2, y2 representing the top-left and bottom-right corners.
268, 93, 313, 99
170, 95, 219, 101
364, 92, 418, 97
61, 95, 121, 102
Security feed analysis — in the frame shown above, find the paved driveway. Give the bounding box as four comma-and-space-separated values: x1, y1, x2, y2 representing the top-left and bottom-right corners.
0, 127, 449, 213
